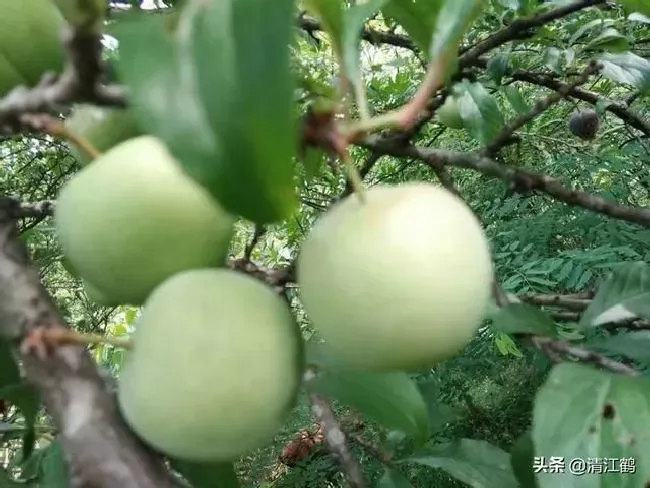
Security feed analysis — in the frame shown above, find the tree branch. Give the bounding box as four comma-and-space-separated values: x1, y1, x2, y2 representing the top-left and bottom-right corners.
482, 60, 601, 156
459, 0, 606, 68
0, 25, 126, 132
0, 198, 180, 488
358, 135, 650, 228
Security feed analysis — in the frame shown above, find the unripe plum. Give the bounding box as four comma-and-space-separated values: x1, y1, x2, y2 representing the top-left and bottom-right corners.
297, 183, 493, 371
0, 0, 65, 96
117, 269, 303, 461
65, 105, 143, 166
55, 136, 234, 305
437, 97, 465, 129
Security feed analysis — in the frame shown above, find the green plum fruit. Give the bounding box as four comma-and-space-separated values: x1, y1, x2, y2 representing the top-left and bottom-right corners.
55, 135, 234, 305
65, 105, 143, 166
437, 97, 464, 129
0, 0, 65, 96
117, 268, 303, 461
83, 280, 118, 307
297, 183, 493, 371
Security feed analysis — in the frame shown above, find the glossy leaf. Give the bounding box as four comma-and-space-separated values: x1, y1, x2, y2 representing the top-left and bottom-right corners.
580, 262, 650, 327
115, 6, 299, 225
491, 303, 558, 338
171, 459, 240, 488
403, 439, 519, 488
185, 0, 299, 224
533, 363, 650, 488
305, 370, 430, 444
0, 383, 41, 460
0, 338, 19, 388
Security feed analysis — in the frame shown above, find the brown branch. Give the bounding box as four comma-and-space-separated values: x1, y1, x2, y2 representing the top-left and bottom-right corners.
305, 370, 367, 488
478, 61, 650, 137
0, 25, 126, 132
459, 0, 606, 68
520, 294, 591, 311
482, 60, 601, 156
358, 135, 650, 228
5, 198, 56, 219
0, 198, 180, 488
532, 336, 640, 376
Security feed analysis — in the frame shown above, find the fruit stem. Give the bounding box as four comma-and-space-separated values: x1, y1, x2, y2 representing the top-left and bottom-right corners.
59, 126, 103, 161
39, 327, 133, 350
341, 149, 367, 204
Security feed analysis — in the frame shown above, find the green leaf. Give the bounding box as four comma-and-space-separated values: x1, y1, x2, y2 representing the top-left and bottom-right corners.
382, 0, 442, 58
622, 0, 650, 16
491, 303, 558, 337
171, 459, 240, 488
429, 0, 486, 60
115, 5, 299, 225
403, 439, 519, 488
579, 262, 650, 327
533, 362, 650, 488
0, 383, 41, 460
502, 85, 531, 117
0, 338, 19, 388
456, 80, 505, 144
598, 52, 650, 93
342, 0, 389, 107
586, 28, 630, 53
40, 441, 70, 488
378, 467, 414, 488
305, 370, 430, 444
510, 431, 538, 488
305, 0, 344, 47
585, 331, 650, 364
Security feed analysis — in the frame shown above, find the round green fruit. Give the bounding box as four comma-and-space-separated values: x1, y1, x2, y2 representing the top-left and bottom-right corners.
55, 135, 234, 305
65, 105, 143, 166
297, 183, 493, 371
437, 97, 464, 129
0, 0, 65, 97
83, 280, 117, 306
117, 268, 303, 461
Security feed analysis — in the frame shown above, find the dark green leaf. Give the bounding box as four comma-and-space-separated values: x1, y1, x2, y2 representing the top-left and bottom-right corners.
40, 441, 70, 488
305, 370, 430, 444
456, 80, 505, 144
586, 28, 630, 53
378, 467, 414, 488
0, 383, 41, 460
487, 54, 510, 85
585, 331, 650, 364
622, 0, 650, 16
510, 431, 538, 488
171, 459, 240, 488
0, 338, 19, 388
403, 439, 519, 488
533, 363, 650, 488
580, 262, 650, 327
491, 303, 558, 337
185, 0, 299, 224
382, 0, 442, 58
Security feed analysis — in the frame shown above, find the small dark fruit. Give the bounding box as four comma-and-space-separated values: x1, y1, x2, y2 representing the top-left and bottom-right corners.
568, 109, 600, 140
